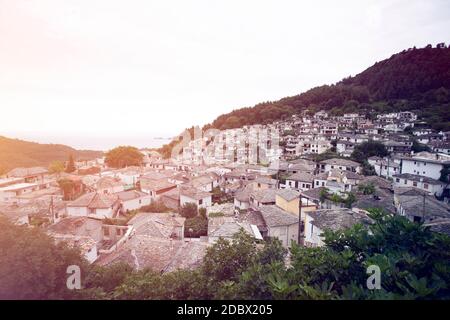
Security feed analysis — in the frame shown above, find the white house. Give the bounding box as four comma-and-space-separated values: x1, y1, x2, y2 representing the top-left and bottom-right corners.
393, 173, 446, 197
319, 158, 362, 174
115, 190, 152, 212
400, 152, 450, 180
304, 208, 372, 247
66, 192, 121, 219
180, 188, 212, 209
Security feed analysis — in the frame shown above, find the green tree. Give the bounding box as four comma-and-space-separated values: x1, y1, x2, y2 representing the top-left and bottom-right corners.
358, 183, 376, 195
105, 146, 144, 169
351, 141, 389, 163
65, 154, 76, 173
49, 160, 65, 175
58, 178, 77, 201
0, 217, 87, 299
180, 203, 198, 219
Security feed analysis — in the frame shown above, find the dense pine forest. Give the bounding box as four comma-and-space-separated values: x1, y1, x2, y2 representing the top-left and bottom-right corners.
205, 45, 450, 131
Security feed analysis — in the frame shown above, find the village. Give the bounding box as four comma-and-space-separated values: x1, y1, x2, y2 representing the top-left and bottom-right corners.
1, 109, 450, 273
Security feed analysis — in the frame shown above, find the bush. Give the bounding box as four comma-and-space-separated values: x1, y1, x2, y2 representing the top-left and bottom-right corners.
184, 216, 208, 238
140, 200, 171, 213
180, 203, 198, 219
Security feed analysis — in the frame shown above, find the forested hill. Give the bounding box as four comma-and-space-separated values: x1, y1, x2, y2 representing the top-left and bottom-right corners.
204, 44, 450, 132
0, 136, 103, 174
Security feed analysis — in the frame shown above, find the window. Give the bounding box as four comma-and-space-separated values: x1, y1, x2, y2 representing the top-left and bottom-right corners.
424, 183, 429, 189
103, 228, 110, 237
116, 229, 121, 236
413, 182, 418, 187
396, 178, 400, 183
404, 180, 407, 185
199, 199, 203, 205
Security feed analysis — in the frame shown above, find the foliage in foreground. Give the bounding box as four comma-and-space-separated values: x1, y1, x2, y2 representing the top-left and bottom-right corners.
1, 209, 450, 300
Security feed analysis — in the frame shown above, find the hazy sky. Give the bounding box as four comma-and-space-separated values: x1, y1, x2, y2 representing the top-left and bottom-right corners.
0, 0, 449, 150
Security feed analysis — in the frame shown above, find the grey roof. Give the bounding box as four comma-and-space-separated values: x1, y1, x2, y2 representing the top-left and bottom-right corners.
115, 190, 149, 201
394, 187, 450, 219
7, 167, 49, 178
250, 189, 278, 203
393, 173, 444, 185
425, 219, 450, 236
276, 189, 300, 202
320, 158, 360, 167
259, 205, 299, 227
308, 209, 372, 231
287, 172, 315, 182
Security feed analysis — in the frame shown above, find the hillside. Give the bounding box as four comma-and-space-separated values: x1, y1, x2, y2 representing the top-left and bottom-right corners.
0, 136, 104, 174
203, 44, 450, 132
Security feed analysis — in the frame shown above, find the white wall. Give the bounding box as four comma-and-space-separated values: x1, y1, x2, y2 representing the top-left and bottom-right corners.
401, 159, 443, 180
122, 195, 152, 211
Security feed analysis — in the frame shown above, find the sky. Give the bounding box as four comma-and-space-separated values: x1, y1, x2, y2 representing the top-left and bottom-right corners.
0, 0, 449, 150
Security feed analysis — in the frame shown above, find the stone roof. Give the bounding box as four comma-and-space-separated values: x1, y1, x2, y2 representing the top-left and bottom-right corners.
259, 205, 299, 227
96, 177, 123, 189
276, 189, 300, 202
287, 172, 315, 182
68, 192, 119, 209
320, 158, 360, 167
115, 190, 149, 201
7, 167, 48, 178
250, 189, 278, 204
96, 235, 209, 273
308, 208, 372, 232
394, 187, 450, 219
180, 187, 212, 200
393, 173, 444, 185
128, 212, 185, 238
47, 216, 102, 235
425, 219, 450, 236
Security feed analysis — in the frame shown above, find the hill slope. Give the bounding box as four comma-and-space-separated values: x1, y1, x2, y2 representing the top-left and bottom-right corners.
0, 136, 104, 174
204, 45, 450, 132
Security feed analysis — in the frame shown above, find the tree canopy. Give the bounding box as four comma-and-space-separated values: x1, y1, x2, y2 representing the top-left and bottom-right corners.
105, 146, 144, 168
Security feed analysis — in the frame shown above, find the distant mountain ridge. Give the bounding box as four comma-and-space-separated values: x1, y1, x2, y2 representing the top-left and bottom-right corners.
204, 44, 450, 131
0, 136, 104, 174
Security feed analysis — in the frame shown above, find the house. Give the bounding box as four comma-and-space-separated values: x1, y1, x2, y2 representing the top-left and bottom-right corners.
285, 172, 315, 191
234, 184, 253, 210
431, 142, 450, 155
251, 176, 278, 190
368, 157, 401, 178
140, 179, 177, 200
207, 216, 262, 243
400, 152, 450, 180
394, 187, 450, 223
5, 167, 49, 183
180, 187, 212, 209
0, 182, 51, 202
53, 234, 98, 263
160, 188, 181, 210
249, 189, 277, 208
66, 192, 121, 219
275, 189, 300, 216
319, 158, 362, 174
47, 216, 132, 263
115, 190, 152, 212
127, 212, 185, 240
95, 235, 209, 273
304, 208, 372, 247
258, 205, 299, 248
96, 176, 125, 194
393, 173, 446, 197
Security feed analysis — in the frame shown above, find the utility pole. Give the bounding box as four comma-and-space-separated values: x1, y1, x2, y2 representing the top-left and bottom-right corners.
298, 192, 304, 246
422, 192, 426, 222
